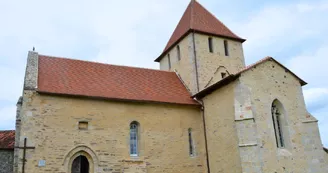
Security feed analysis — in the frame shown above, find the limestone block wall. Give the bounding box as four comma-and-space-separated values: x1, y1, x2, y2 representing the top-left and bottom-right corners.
159, 55, 169, 71
194, 33, 245, 91
302, 121, 328, 172
14, 97, 22, 173
159, 33, 198, 94
202, 82, 242, 173
234, 81, 262, 173
238, 59, 328, 172
17, 91, 207, 173
0, 150, 14, 173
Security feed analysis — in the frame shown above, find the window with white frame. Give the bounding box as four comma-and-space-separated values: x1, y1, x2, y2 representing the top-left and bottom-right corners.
130, 121, 139, 156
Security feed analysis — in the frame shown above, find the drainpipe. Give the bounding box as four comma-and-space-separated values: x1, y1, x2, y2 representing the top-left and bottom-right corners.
198, 99, 211, 173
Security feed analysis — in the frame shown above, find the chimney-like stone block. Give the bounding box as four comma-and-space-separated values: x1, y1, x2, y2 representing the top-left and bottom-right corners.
24, 51, 38, 90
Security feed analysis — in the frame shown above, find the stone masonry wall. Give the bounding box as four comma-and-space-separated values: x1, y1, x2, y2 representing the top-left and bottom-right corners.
239, 59, 328, 172
17, 91, 207, 173
302, 121, 328, 172
14, 97, 22, 173
234, 81, 262, 173
159, 33, 198, 94
194, 33, 245, 91
159, 33, 246, 95
202, 81, 242, 173
0, 150, 14, 173
23, 51, 38, 90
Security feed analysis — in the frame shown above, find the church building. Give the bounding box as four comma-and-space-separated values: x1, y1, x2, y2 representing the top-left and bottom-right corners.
7, 0, 328, 173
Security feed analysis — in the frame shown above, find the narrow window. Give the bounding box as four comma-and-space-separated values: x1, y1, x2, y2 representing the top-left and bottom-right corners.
177, 45, 181, 61
78, 121, 88, 130
208, 37, 213, 53
188, 128, 194, 156
224, 40, 229, 56
272, 104, 284, 148
168, 54, 171, 69
130, 121, 139, 156
221, 72, 227, 78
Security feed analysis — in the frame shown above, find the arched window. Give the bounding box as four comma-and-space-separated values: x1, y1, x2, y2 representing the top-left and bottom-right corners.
177, 45, 181, 61
208, 37, 213, 53
130, 121, 139, 156
224, 40, 229, 56
272, 100, 285, 148
188, 128, 195, 156
168, 54, 171, 70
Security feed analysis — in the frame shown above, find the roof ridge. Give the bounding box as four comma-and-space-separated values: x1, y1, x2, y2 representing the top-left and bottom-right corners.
39, 54, 173, 73
190, 0, 195, 29
235, 56, 307, 85
237, 56, 272, 74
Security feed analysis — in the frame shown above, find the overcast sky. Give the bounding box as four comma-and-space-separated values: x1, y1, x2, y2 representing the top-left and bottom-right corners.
0, 0, 327, 146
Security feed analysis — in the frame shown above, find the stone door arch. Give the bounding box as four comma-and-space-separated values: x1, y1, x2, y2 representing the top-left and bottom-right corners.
63, 145, 99, 173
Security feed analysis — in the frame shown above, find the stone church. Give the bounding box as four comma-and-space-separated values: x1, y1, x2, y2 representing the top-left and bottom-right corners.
1, 0, 327, 173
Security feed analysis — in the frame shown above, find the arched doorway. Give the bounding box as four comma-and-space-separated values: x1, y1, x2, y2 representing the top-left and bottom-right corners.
63, 146, 98, 173
71, 155, 89, 173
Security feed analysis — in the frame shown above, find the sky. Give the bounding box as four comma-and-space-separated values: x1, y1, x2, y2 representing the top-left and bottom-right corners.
0, 0, 327, 146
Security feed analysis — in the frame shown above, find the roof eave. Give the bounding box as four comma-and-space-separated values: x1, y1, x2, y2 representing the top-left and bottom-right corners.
155, 30, 193, 62
193, 74, 239, 99
155, 29, 246, 62
268, 58, 308, 86
37, 90, 201, 107
324, 147, 328, 153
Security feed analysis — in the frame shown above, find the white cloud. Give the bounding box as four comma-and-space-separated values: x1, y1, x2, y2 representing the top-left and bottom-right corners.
303, 88, 328, 105
287, 45, 328, 86
234, 1, 328, 63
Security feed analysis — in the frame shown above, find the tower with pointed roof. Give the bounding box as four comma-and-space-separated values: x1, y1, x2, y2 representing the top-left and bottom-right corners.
156, 0, 246, 94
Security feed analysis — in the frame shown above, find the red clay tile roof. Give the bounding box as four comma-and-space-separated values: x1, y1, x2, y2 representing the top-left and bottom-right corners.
0, 130, 15, 149
37, 55, 199, 106
155, 0, 245, 62
193, 57, 307, 98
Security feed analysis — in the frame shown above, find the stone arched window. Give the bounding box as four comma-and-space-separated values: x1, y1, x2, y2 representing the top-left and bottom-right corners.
177, 45, 181, 61
271, 99, 286, 148
188, 128, 195, 156
130, 121, 139, 156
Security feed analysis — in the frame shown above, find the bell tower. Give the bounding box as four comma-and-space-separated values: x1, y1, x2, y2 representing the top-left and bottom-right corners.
155, 0, 246, 94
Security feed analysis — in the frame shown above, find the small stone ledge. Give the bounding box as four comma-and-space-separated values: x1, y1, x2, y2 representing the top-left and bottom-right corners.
239, 143, 257, 147
277, 148, 292, 156
121, 159, 144, 163
302, 120, 318, 124
235, 117, 254, 122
